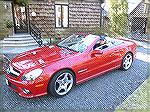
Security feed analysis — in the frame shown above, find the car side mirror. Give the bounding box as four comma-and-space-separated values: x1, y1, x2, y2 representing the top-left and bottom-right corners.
91, 50, 103, 57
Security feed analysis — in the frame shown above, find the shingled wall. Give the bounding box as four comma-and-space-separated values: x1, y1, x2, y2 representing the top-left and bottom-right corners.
69, 1, 101, 28
28, 0, 102, 38
28, 1, 55, 37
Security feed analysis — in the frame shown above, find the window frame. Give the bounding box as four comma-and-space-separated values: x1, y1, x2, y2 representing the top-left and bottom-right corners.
55, 4, 69, 28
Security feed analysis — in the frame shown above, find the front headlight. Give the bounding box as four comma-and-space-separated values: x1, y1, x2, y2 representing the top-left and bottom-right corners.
21, 69, 43, 81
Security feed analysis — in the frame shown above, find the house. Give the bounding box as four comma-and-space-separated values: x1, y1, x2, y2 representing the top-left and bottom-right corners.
2, 0, 104, 39
101, 0, 149, 34
128, 0, 149, 33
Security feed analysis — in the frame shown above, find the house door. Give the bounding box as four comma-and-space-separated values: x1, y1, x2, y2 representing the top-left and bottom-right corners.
12, 4, 28, 33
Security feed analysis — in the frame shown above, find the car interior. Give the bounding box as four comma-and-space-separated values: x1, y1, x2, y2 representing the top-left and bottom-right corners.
93, 37, 124, 50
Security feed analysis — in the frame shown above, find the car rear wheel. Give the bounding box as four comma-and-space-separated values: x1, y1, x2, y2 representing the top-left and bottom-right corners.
48, 70, 75, 98
121, 52, 133, 71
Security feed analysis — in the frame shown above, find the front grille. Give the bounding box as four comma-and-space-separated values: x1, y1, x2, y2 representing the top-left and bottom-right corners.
8, 81, 17, 90
13, 67, 20, 74
8, 72, 18, 78
7, 66, 20, 78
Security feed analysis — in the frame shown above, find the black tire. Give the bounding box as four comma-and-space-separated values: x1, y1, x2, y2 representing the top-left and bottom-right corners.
48, 69, 75, 98
121, 52, 133, 71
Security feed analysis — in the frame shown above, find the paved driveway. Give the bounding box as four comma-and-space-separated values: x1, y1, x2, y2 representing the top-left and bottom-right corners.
0, 45, 149, 112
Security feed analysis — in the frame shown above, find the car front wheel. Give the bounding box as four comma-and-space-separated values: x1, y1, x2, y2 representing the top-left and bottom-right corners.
48, 70, 75, 98
121, 52, 133, 71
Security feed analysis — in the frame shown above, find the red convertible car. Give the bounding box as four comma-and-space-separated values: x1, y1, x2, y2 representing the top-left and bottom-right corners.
5, 34, 137, 98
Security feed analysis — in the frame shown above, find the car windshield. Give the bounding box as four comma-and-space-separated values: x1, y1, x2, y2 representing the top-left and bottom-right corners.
57, 34, 96, 52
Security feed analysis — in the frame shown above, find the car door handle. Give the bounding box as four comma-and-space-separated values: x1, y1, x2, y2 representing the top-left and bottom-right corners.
119, 49, 124, 53
110, 53, 115, 57
110, 50, 119, 57
114, 50, 120, 53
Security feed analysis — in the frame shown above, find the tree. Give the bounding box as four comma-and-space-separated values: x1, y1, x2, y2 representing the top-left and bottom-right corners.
108, 0, 128, 36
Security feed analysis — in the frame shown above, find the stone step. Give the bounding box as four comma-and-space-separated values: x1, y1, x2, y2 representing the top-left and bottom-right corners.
2, 42, 39, 47
9, 34, 31, 38
1, 34, 46, 47
4, 36, 34, 41
1, 39, 36, 44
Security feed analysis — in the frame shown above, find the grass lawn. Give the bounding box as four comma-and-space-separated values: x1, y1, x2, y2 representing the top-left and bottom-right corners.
115, 76, 150, 112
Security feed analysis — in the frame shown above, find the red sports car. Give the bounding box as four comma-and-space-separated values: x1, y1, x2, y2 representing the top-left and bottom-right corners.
5, 34, 137, 98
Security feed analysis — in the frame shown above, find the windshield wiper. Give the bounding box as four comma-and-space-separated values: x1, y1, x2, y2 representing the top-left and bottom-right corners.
66, 47, 79, 52
57, 44, 79, 52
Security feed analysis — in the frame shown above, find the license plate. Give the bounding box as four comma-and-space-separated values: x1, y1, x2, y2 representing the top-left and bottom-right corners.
6, 79, 9, 85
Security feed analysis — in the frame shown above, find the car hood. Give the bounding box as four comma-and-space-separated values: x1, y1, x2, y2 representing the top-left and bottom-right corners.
11, 45, 77, 70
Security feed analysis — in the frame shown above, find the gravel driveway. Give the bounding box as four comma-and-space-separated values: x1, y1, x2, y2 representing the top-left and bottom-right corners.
0, 46, 149, 112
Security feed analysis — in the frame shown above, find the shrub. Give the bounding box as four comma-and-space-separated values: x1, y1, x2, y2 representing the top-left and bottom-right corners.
57, 27, 119, 39
0, 29, 9, 40
14, 0, 30, 6
4, 20, 13, 29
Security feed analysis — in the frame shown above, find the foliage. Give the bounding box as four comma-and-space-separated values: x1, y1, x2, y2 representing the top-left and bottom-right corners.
13, 0, 30, 6
147, 15, 150, 33
59, 27, 107, 38
4, 19, 13, 28
0, 1, 9, 39
52, 27, 119, 44
108, 0, 128, 36
0, 1, 14, 39
0, 2, 6, 30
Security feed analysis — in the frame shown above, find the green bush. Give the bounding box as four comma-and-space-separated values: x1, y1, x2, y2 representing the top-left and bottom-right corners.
0, 29, 9, 40
0, 20, 14, 39
14, 0, 30, 6
4, 20, 13, 28
58, 27, 105, 38
49, 27, 121, 44
58, 27, 118, 39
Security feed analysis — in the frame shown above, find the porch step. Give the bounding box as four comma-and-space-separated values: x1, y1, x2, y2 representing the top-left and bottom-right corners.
1, 39, 36, 44
2, 43, 39, 47
4, 36, 34, 41
1, 34, 40, 48
9, 34, 31, 38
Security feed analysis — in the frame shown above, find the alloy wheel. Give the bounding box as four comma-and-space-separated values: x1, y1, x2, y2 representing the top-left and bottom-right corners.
123, 53, 133, 70
54, 72, 74, 96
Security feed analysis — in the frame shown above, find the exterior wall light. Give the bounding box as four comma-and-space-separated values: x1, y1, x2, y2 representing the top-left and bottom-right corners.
31, 11, 36, 17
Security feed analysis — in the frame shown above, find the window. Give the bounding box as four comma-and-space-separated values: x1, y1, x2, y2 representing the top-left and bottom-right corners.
55, 5, 69, 28
144, 3, 150, 14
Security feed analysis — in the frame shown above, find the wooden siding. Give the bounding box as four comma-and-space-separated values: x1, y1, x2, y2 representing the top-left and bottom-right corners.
69, 1, 101, 28
28, 0, 102, 38
28, 1, 55, 37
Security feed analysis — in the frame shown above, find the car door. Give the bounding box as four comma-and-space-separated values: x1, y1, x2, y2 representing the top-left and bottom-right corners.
100, 44, 124, 70
75, 49, 111, 83
108, 45, 125, 67
74, 41, 123, 83
90, 44, 123, 74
